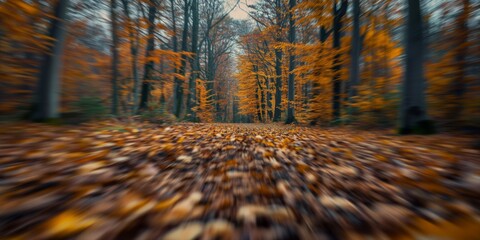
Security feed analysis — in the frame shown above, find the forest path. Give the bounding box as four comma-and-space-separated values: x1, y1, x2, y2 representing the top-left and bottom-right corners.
0, 122, 479, 239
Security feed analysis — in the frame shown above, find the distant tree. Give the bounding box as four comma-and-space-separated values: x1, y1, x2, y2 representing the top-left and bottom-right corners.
426, 0, 478, 128
352, 0, 403, 127
247, 0, 287, 122
236, 30, 273, 122
450, 0, 470, 123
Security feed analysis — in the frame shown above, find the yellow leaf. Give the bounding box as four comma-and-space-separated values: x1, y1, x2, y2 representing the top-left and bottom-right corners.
43, 211, 96, 236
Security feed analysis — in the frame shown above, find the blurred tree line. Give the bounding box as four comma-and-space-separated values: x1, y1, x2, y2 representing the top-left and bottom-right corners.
0, 0, 479, 133
236, 0, 479, 132
0, 0, 241, 123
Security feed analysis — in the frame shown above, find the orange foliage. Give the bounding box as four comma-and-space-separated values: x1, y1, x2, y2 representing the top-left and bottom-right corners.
426, 0, 480, 128
351, 0, 403, 126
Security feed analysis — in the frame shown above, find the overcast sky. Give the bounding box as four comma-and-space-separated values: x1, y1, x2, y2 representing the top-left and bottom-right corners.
229, 0, 257, 20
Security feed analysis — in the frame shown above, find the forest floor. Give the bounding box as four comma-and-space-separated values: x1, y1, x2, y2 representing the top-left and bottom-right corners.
0, 121, 479, 240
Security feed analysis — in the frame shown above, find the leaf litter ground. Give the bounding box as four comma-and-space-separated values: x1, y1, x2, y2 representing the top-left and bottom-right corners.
0, 122, 479, 239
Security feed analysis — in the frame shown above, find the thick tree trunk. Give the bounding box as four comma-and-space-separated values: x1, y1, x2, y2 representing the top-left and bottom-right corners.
332, 0, 347, 123
399, 0, 432, 134
32, 0, 69, 121
174, 0, 190, 118
285, 0, 296, 124
348, 0, 361, 105
186, 0, 199, 120
139, 1, 157, 112
273, 0, 283, 122
120, 0, 140, 114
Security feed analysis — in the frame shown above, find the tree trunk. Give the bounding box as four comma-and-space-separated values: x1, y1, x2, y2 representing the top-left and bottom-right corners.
332, 0, 347, 123
206, 37, 216, 111
273, 0, 283, 122
174, 0, 191, 118
450, 0, 470, 123
348, 0, 361, 107
274, 48, 283, 121
186, 0, 199, 120
169, 0, 178, 114
253, 65, 265, 122
266, 77, 273, 121
32, 0, 69, 121
110, 0, 119, 115
121, 0, 140, 114
159, 44, 166, 107
399, 0, 432, 134
285, 0, 296, 124
139, 1, 157, 112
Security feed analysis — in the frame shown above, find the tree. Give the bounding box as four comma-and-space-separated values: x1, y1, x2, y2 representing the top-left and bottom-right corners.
426, 0, 478, 128
186, 0, 199, 120
139, 0, 157, 112
173, 0, 191, 118
450, 0, 470, 124
198, 0, 239, 121
348, 0, 361, 108
331, 0, 348, 123
285, 0, 297, 124
110, 0, 119, 115
248, 0, 288, 122
295, 0, 334, 125
120, 0, 141, 113
4, 0, 478, 128
399, 0, 433, 134
351, 0, 403, 127
32, 0, 70, 121
236, 30, 274, 122
273, 0, 286, 122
